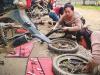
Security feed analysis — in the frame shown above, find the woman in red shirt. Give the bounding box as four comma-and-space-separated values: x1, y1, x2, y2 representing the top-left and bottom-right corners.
49, 6, 64, 21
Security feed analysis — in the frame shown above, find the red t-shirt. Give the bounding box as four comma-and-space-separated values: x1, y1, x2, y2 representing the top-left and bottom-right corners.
50, 0, 54, 4
26, 0, 31, 8
53, 7, 60, 15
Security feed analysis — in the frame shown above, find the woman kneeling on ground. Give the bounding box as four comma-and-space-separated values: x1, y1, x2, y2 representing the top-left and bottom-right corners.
52, 3, 91, 49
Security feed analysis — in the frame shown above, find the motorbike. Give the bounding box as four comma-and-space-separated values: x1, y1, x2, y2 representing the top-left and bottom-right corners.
0, 0, 51, 46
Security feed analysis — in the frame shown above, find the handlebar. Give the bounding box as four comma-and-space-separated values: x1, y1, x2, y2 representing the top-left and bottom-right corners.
46, 28, 62, 37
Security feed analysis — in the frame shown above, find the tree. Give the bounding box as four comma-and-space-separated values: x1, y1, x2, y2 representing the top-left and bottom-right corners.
83, 0, 86, 5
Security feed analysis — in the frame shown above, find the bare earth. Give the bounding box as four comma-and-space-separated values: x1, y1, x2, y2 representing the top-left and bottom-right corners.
75, 8, 100, 31
0, 7, 100, 75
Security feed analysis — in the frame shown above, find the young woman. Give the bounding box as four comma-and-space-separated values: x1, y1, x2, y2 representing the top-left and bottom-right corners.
53, 3, 91, 49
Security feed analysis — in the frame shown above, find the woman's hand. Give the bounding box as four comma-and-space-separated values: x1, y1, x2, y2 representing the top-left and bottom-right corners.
62, 27, 69, 32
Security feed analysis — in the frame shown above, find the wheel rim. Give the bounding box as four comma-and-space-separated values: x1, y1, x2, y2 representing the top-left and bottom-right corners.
54, 54, 90, 74
50, 39, 78, 51
52, 40, 76, 49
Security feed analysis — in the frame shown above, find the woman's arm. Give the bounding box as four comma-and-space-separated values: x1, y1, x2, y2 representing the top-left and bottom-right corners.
62, 18, 82, 32
52, 15, 64, 30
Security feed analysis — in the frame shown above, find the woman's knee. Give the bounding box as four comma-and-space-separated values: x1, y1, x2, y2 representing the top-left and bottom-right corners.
49, 12, 59, 21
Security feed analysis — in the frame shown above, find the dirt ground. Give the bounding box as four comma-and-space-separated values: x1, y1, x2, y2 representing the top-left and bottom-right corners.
0, 5, 100, 75
75, 8, 100, 31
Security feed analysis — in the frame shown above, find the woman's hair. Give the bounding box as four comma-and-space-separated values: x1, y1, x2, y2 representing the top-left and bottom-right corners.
64, 3, 74, 11
59, 7, 64, 15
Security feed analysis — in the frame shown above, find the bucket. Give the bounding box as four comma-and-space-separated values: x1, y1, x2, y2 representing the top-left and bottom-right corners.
12, 35, 29, 47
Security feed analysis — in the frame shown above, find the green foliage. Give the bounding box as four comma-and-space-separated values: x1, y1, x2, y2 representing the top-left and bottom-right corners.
75, 4, 100, 10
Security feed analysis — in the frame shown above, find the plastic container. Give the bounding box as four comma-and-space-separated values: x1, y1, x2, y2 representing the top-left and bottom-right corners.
12, 35, 29, 47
